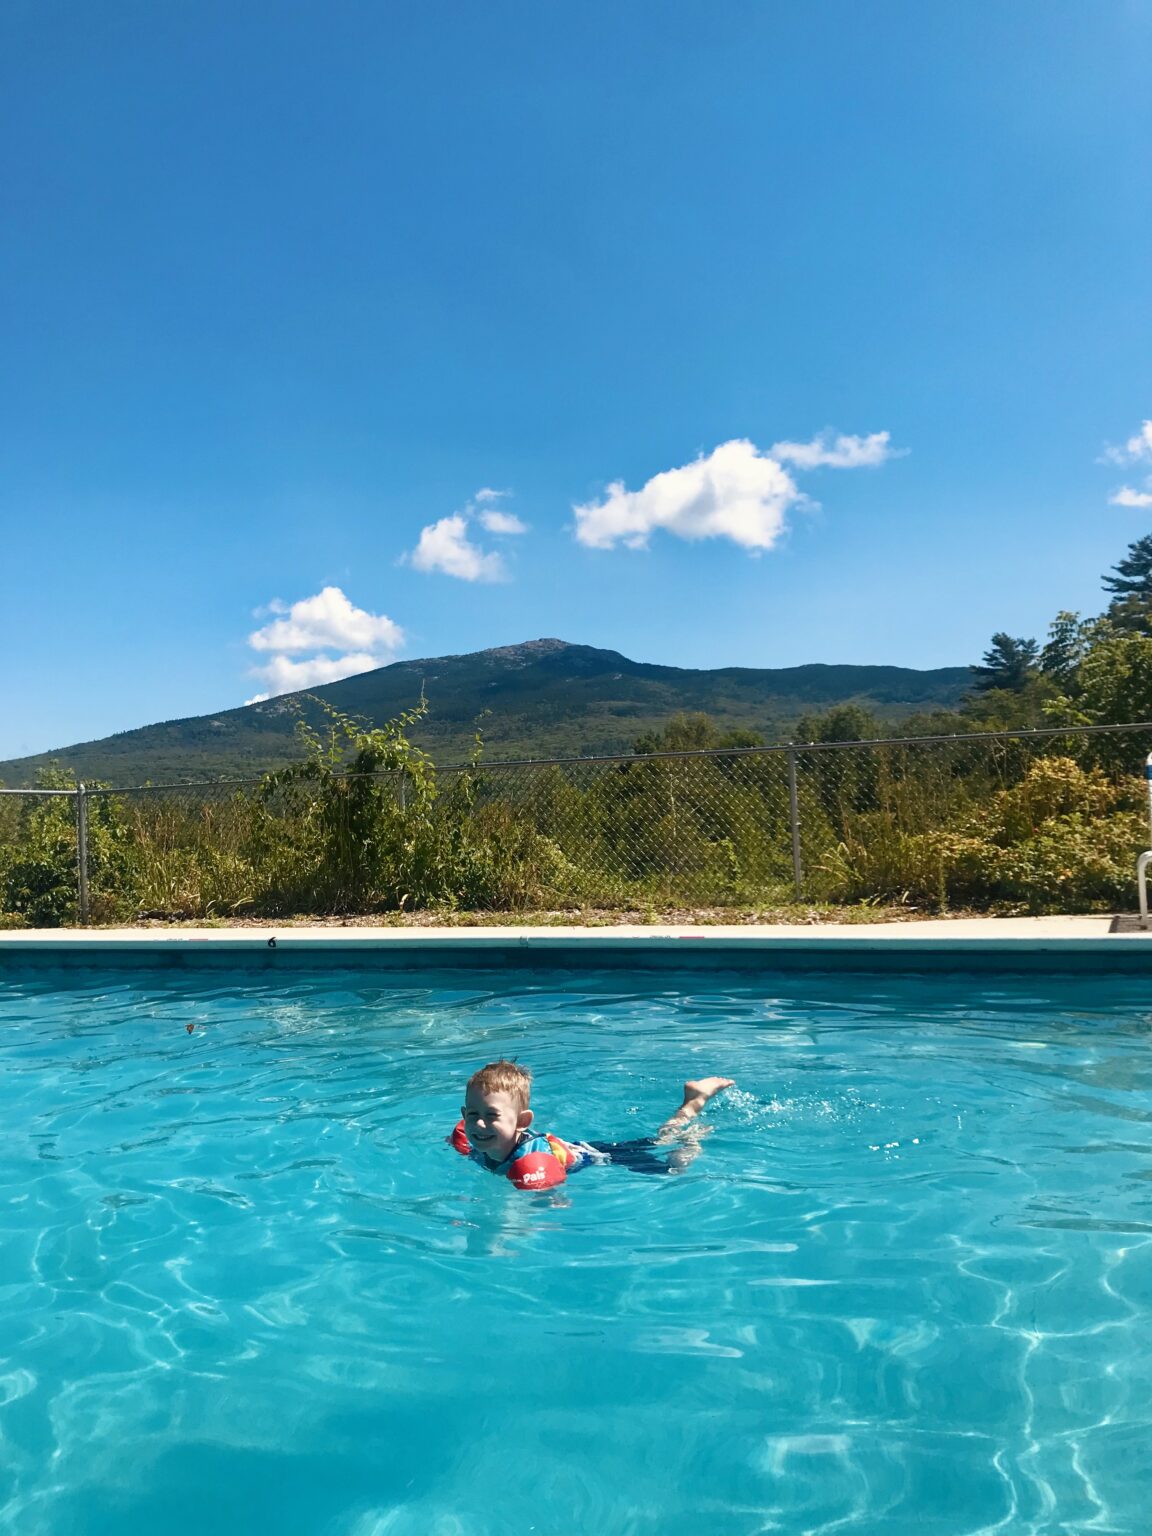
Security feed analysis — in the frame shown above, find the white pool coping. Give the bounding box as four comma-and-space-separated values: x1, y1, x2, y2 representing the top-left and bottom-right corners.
0, 915, 1146, 957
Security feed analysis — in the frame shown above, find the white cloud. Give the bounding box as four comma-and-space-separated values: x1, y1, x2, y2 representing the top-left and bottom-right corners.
479, 509, 528, 535
1101, 420, 1152, 466
573, 431, 899, 553
246, 651, 383, 704
405, 489, 529, 579
1100, 419, 1152, 505
770, 430, 899, 470
408, 513, 508, 581
574, 440, 801, 552
1110, 486, 1152, 509
244, 586, 404, 702
248, 586, 403, 655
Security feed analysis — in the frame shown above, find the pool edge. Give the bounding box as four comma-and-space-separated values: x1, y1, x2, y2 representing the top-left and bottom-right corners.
3, 916, 1152, 972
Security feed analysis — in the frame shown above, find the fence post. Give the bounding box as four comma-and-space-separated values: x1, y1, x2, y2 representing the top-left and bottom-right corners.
75, 783, 91, 925
787, 748, 803, 898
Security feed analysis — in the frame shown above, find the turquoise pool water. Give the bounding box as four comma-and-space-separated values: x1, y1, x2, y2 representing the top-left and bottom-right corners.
2, 966, 1152, 1535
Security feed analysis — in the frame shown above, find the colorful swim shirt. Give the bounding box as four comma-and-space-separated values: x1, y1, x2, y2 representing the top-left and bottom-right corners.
449, 1121, 599, 1189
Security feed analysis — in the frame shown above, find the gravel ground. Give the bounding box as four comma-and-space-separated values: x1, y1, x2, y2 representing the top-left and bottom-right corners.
114, 903, 969, 930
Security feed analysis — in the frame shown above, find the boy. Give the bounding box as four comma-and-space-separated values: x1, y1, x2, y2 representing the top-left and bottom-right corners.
450, 1059, 734, 1190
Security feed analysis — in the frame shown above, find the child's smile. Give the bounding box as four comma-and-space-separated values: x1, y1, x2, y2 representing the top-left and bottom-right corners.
462, 1085, 529, 1163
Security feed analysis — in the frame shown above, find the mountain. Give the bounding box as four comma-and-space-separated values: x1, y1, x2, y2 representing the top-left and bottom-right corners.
0, 639, 971, 787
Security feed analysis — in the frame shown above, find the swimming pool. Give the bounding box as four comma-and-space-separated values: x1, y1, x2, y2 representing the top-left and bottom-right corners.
2, 964, 1151, 1534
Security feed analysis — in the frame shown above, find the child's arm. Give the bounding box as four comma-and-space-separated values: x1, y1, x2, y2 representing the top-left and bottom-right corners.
656, 1077, 734, 1140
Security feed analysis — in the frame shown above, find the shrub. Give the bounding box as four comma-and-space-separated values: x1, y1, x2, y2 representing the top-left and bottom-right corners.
816, 758, 1145, 913
0, 770, 81, 926
253, 700, 562, 913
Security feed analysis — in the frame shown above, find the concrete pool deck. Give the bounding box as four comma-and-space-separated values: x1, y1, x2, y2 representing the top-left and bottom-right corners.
2, 915, 1151, 971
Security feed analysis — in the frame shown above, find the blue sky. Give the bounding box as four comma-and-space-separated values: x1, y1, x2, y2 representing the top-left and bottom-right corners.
2, 1, 1150, 760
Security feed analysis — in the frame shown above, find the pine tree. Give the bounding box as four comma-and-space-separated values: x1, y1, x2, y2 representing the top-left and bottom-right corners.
970, 633, 1039, 692
1102, 535, 1152, 602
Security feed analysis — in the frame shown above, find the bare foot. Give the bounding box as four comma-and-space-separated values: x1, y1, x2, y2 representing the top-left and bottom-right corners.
683, 1076, 735, 1104
657, 1076, 735, 1139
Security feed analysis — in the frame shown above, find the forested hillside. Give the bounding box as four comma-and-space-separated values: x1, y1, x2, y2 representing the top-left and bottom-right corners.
0, 639, 970, 786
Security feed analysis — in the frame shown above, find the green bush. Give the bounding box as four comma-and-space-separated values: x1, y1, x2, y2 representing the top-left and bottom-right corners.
816, 757, 1144, 913
251, 700, 566, 913
1, 728, 1147, 924
0, 771, 80, 926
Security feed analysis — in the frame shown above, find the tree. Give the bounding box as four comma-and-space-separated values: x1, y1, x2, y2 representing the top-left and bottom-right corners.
632, 713, 764, 755
1039, 611, 1090, 691
1103, 536, 1152, 632
1043, 626, 1152, 734
794, 704, 880, 743
1103, 535, 1152, 602
970, 633, 1040, 693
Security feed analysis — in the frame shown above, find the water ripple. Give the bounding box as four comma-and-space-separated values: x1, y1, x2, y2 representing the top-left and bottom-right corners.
3, 966, 1152, 1533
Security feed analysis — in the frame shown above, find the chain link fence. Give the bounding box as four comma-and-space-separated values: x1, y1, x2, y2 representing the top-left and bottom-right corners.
2, 723, 1152, 924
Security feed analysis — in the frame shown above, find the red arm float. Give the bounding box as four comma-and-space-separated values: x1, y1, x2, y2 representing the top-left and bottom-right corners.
508, 1150, 568, 1190
449, 1123, 569, 1189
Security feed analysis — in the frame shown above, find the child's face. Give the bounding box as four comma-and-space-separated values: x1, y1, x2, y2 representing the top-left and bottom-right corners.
462, 1085, 531, 1163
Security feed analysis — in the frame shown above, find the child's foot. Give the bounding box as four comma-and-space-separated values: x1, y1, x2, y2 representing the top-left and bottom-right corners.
656, 1076, 736, 1141
684, 1076, 735, 1105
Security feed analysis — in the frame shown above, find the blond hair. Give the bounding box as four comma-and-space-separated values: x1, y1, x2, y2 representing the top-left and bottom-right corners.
466, 1059, 532, 1112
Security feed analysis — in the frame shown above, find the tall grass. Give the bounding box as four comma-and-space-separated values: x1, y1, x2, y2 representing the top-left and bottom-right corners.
0, 709, 1147, 925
